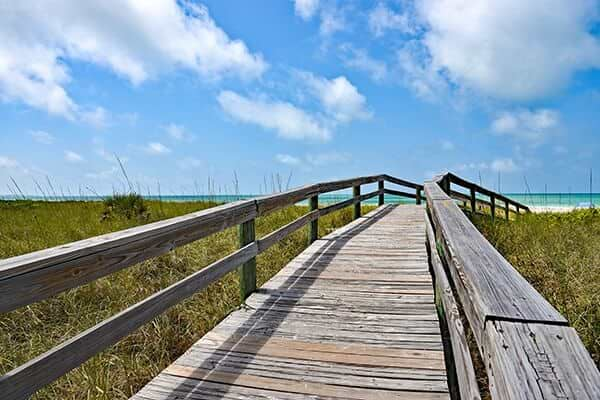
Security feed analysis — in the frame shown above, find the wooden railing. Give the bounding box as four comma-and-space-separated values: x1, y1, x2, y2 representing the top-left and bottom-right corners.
0, 174, 423, 400
438, 172, 530, 219
425, 173, 600, 400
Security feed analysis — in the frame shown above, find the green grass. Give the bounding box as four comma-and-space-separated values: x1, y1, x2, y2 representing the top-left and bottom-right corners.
0, 199, 375, 399
470, 209, 600, 367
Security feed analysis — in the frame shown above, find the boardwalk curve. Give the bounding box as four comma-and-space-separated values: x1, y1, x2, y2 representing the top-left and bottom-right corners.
131, 205, 450, 400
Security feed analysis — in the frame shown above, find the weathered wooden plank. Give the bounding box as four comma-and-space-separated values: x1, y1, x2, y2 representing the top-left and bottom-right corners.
255, 184, 318, 216
129, 205, 449, 399
425, 183, 566, 342
181, 346, 447, 380
0, 243, 258, 400
164, 365, 449, 400
484, 320, 600, 400
197, 331, 445, 368
424, 181, 449, 201
0, 199, 257, 313
318, 175, 382, 193
426, 214, 481, 400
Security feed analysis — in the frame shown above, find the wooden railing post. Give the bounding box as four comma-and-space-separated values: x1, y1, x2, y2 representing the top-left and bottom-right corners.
309, 194, 318, 243
490, 194, 496, 220
378, 180, 384, 206
442, 175, 451, 194
505, 200, 509, 220
353, 185, 361, 220
416, 188, 422, 205
470, 187, 476, 213
238, 219, 256, 300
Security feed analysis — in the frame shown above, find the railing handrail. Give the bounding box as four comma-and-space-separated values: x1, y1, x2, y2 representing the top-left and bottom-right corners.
425, 173, 600, 400
0, 173, 422, 400
445, 172, 530, 211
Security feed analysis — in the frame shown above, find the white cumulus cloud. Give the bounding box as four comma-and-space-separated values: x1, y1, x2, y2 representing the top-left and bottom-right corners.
402, 0, 600, 101
339, 44, 388, 82
0, 156, 19, 168
275, 151, 350, 168
294, 0, 320, 20
491, 109, 559, 142
490, 158, 519, 173
64, 151, 84, 163
29, 130, 55, 144
164, 123, 194, 141
275, 154, 301, 166
217, 90, 331, 141
0, 1, 267, 119
144, 142, 171, 155
302, 73, 371, 123
368, 3, 415, 37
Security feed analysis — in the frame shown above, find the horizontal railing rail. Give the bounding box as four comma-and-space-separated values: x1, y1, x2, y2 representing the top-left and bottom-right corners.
425, 173, 600, 400
437, 172, 530, 220
0, 173, 422, 400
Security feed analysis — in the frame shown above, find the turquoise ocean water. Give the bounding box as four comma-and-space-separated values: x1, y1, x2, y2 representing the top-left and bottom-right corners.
3, 192, 600, 207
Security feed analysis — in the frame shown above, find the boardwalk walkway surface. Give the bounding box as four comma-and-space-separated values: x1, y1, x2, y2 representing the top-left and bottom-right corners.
131, 205, 449, 400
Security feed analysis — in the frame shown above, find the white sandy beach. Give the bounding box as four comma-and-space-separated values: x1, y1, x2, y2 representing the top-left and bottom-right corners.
529, 205, 578, 213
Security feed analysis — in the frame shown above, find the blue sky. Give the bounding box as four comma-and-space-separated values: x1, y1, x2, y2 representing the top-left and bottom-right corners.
1, 0, 600, 195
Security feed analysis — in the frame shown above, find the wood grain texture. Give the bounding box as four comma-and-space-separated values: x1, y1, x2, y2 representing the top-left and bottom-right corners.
130, 205, 450, 400
426, 214, 481, 400
0, 200, 258, 313
256, 184, 318, 216
426, 176, 599, 400
484, 321, 600, 400
425, 182, 566, 340
0, 243, 258, 400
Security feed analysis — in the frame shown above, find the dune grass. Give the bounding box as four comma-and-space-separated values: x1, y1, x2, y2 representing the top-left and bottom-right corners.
470, 209, 600, 367
0, 199, 375, 399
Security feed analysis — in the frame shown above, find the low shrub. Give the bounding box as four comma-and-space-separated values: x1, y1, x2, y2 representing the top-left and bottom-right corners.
102, 193, 150, 221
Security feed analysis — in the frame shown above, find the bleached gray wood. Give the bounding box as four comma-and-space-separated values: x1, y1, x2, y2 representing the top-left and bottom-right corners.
0, 243, 258, 400
130, 205, 450, 400
256, 184, 318, 216
426, 214, 481, 400
0, 200, 257, 313
425, 183, 566, 347
484, 321, 600, 400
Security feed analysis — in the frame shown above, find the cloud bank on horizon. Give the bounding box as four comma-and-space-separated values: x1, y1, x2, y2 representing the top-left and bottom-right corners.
1, 0, 599, 194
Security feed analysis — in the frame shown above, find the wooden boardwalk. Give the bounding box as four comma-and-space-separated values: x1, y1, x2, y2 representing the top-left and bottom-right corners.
131, 205, 450, 400
3, 173, 599, 399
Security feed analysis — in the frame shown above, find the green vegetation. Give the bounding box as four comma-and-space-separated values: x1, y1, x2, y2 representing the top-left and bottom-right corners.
101, 193, 150, 221
471, 210, 600, 367
0, 199, 374, 399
